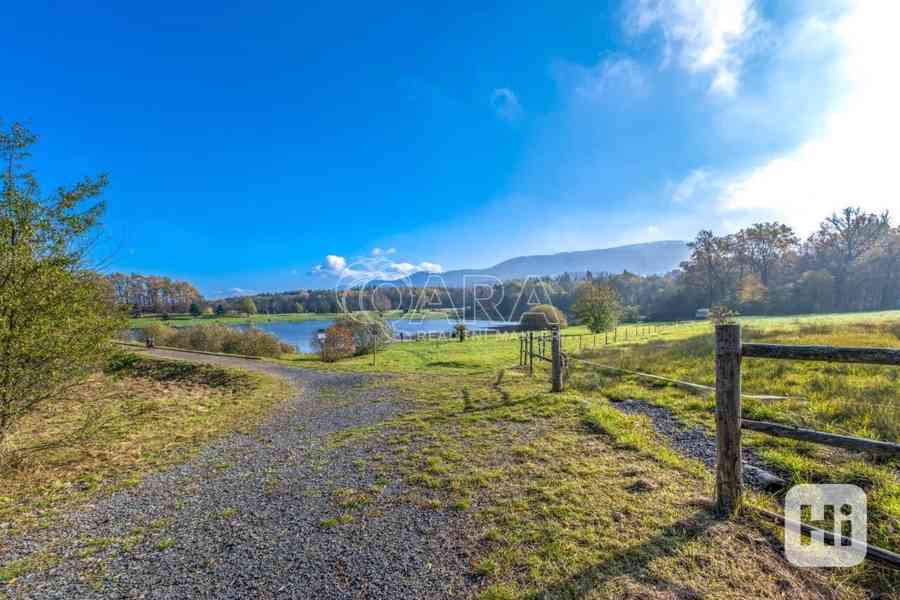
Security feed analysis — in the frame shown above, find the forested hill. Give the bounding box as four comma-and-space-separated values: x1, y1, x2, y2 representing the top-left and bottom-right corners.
404, 241, 690, 287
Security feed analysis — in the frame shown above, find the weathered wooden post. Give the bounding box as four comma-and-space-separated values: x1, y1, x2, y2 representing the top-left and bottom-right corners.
521, 335, 526, 366
715, 323, 743, 516
528, 331, 534, 377
551, 325, 563, 392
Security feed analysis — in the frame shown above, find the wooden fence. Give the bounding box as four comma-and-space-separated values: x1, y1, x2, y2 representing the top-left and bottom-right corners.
714, 323, 900, 568
520, 322, 900, 569
519, 328, 565, 392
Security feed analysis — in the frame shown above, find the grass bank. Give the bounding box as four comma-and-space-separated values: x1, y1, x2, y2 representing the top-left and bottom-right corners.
306, 310, 900, 597
0, 354, 292, 541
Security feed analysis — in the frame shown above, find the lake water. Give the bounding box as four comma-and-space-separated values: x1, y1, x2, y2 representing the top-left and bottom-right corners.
231, 318, 512, 353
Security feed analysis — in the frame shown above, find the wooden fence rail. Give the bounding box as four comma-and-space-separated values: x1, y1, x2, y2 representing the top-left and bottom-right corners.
740, 419, 900, 457
742, 343, 900, 366
715, 323, 899, 569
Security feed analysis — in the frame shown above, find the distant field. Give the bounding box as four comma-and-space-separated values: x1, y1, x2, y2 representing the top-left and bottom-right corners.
129, 309, 451, 329
285, 309, 900, 595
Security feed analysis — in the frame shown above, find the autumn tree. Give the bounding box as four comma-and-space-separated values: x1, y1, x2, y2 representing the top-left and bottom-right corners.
734, 222, 798, 287
0, 122, 125, 445
811, 207, 890, 309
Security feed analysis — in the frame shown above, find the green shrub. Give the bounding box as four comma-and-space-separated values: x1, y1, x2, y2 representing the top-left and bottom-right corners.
137, 323, 177, 345
138, 323, 285, 358
334, 314, 394, 355
222, 328, 283, 357
520, 304, 568, 331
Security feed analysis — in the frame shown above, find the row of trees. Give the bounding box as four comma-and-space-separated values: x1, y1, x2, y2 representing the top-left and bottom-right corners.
673, 209, 898, 317
107, 273, 202, 315
123, 208, 899, 326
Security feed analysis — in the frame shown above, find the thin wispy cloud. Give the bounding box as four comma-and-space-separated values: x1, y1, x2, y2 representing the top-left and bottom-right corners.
628, 0, 762, 96
553, 57, 648, 101
490, 88, 523, 121
669, 2, 900, 235
669, 169, 712, 204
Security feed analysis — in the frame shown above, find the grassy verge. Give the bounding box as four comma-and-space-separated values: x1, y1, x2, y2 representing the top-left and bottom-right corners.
0, 354, 292, 540
327, 367, 884, 597
302, 310, 900, 597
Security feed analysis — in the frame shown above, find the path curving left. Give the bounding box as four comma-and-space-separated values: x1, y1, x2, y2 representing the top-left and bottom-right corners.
1, 349, 474, 600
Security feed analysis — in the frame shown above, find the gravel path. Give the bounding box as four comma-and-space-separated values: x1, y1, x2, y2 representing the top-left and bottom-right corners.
2, 349, 474, 599
611, 398, 787, 491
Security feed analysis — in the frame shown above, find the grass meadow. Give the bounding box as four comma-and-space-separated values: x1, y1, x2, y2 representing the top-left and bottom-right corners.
0, 355, 292, 548
292, 310, 900, 598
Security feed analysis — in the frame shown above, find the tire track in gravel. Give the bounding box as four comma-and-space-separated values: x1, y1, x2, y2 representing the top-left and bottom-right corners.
1, 349, 475, 600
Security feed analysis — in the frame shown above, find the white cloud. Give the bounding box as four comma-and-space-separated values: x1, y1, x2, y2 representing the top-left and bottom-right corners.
325, 255, 346, 272
491, 88, 523, 121
227, 287, 255, 297
629, 0, 762, 95
371, 247, 383, 256
418, 261, 443, 273
554, 57, 647, 100
669, 169, 712, 204
312, 252, 443, 282
706, 2, 900, 234
391, 262, 418, 275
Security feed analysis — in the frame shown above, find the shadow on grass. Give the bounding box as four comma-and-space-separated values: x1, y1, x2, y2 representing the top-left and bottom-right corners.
528, 508, 716, 600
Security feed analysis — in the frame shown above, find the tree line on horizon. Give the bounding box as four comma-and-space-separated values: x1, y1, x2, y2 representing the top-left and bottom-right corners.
159, 207, 896, 322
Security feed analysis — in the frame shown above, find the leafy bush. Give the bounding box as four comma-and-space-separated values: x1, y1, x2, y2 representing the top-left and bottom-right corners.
520, 304, 568, 331
222, 329, 283, 357
320, 325, 357, 362
137, 323, 287, 358
136, 323, 177, 345
334, 314, 393, 355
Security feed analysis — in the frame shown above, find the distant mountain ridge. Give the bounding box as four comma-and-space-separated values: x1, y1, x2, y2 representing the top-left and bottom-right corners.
403, 240, 690, 288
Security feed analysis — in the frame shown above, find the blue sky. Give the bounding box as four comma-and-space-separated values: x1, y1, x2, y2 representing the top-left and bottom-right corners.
4, 1, 896, 297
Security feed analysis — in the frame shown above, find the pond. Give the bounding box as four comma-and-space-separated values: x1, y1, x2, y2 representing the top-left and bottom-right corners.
230, 318, 512, 353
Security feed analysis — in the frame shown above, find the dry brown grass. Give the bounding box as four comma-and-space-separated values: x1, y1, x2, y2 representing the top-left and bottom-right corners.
0, 354, 291, 537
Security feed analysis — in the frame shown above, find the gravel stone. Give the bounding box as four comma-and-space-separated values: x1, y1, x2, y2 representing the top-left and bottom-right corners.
1, 351, 475, 599
612, 398, 787, 490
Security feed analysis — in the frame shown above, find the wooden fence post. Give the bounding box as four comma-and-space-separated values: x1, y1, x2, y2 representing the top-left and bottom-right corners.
529, 331, 534, 377
551, 326, 563, 392
715, 323, 743, 516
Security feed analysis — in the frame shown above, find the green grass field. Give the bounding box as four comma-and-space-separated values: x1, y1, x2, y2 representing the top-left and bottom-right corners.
287, 310, 900, 597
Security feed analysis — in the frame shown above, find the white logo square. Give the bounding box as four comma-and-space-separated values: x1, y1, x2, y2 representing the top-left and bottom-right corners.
785, 484, 866, 567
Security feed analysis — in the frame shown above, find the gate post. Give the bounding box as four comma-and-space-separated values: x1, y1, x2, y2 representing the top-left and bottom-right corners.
551, 326, 563, 392
715, 324, 743, 516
